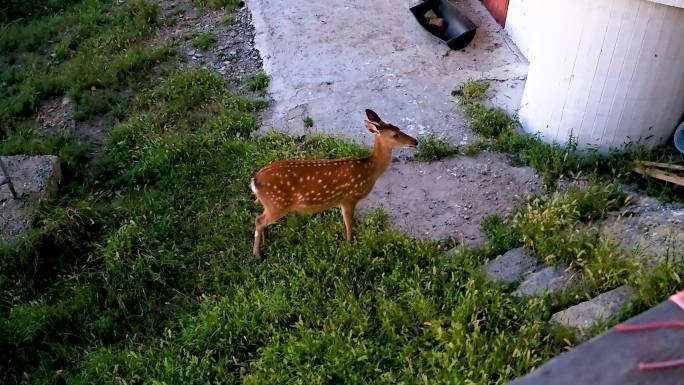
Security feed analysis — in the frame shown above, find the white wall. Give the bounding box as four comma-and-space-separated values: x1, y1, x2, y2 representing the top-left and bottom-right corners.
511, 0, 684, 151
504, 0, 543, 61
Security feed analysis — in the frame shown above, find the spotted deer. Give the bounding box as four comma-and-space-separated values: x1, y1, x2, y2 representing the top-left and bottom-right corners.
250, 109, 418, 259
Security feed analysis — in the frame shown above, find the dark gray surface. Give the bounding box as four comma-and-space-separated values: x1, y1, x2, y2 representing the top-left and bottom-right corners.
508, 301, 684, 385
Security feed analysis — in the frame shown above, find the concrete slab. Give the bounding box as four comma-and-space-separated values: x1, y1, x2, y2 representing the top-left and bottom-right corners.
1, 155, 61, 242
484, 247, 540, 283
357, 152, 542, 244
601, 188, 684, 264
249, 0, 527, 146
512, 265, 576, 297
551, 285, 637, 341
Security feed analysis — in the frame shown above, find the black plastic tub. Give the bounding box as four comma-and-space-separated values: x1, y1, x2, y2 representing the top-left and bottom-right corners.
410, 0, 477, 50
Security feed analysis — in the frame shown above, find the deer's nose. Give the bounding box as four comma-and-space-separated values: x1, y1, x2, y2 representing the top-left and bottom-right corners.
412, 138, 419, 147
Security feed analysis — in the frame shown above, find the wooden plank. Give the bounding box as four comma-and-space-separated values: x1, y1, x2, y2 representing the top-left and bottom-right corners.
637, 161, 684, 172
507, 301, 684, 385
633, 165, 684, 187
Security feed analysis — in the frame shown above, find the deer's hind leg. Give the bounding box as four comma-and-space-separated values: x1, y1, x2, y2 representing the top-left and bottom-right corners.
340, 201, 357, 241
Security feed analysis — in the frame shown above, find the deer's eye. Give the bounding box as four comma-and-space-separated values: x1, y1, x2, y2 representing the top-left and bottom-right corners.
393, 134, 399, 138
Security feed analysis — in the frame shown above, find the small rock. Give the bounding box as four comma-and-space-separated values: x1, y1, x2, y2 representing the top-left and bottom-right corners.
195, 52, 204, 58
484, 248, 539, 284
513, 266, 574, 297
550, 285, 636, 340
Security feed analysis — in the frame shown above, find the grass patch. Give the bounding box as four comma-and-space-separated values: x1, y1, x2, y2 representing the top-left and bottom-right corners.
455, 79, 684, 200
193, 0, 242, 10
248, 71, 269, 91
0, 0, 176, 133
303, 115, 314, 128
467, 103, 516, 138
220, 15, 235, 27
0, 0, 81, 23
413, 132, 460, 161
455, 78, 489, 105
481, 214, 521, 254
192, 31, 217, 50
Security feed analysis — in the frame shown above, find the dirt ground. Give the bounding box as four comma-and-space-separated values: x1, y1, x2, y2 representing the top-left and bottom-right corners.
359, 153, 542, 244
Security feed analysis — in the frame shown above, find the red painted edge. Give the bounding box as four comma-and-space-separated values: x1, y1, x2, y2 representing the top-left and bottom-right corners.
480, 0, 509, 26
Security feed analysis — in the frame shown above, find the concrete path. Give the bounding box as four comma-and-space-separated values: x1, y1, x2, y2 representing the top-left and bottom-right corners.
248, 0, 537, 244
249, 0, 527, 145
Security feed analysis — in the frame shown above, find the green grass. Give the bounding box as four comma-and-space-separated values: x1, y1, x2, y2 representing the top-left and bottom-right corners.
193, 0, 243, 10
455, 79, 684, 200
248, 71, 269, 91
413, 132, 460, 161
455, 78, 489, 105
220, 15, 236, 27
481, 183, 683, 326
467, 103, 516, 138
0, 0, 176, 133
303, 115, 314, 128
193, 31, 217, 50
481, 214, 521, 254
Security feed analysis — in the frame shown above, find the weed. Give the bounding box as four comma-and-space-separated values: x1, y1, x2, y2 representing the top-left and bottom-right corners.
455, 79, 684, 199
509, 181, 632, 297
462, 141, 489, 156
413, 132, 459, 161
481, 214, 521, 253
455, 78, 489, 105
635, 253, 684, 307
193, 0, 243, 10
220, 15, 235, 27
467, 103, 516, 138
248, 71, 269, 91
303, 115, 314, 128
192, 31, 217, 50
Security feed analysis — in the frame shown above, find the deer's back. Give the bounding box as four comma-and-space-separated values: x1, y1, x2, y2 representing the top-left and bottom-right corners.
253, 157, 376, 211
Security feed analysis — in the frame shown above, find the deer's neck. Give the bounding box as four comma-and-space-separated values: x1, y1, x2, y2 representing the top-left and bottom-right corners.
367, 136, 392, 180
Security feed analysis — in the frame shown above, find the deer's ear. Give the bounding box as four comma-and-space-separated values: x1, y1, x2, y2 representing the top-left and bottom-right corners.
365, 109, 382, 124
365, 120, 381, 134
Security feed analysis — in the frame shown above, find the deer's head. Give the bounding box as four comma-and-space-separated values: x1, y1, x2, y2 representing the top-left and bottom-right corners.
364, 109, 418, 148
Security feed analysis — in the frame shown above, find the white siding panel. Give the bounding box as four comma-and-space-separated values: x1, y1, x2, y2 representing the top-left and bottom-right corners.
518, 0, 684, 151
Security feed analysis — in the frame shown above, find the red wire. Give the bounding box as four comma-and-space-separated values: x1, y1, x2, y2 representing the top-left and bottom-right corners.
639, 358, 684, 371
616, 321, 684, 332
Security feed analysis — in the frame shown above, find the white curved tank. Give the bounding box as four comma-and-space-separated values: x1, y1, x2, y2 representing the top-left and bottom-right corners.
516, 0, 684, 151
